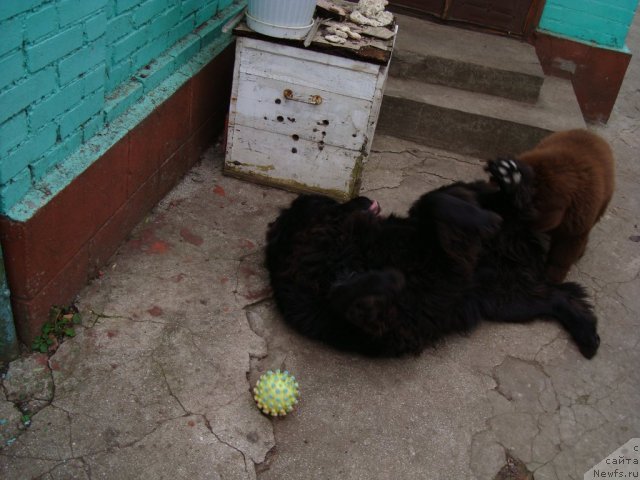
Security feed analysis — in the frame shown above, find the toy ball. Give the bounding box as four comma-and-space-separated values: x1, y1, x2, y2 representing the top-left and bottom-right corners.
253, 369, 300, 416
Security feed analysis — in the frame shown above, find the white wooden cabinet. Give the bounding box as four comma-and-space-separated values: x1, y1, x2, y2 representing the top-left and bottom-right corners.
224, 35, 391, 199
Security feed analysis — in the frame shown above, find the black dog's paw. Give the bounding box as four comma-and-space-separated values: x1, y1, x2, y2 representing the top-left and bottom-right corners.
570, 319, 600, 359
576, 331, 600, 359
486, 157, 523, 193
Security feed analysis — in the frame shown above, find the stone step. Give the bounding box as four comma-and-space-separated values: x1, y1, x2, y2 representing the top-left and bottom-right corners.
391, 14, 545, 103
378, 75, 585, 158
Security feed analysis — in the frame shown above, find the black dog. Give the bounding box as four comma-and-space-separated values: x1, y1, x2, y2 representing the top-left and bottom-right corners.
265, 159, 600, 359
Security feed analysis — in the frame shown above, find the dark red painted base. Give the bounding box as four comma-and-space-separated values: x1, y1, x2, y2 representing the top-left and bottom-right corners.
533, 31, 632, 124
0, 45, 235, 344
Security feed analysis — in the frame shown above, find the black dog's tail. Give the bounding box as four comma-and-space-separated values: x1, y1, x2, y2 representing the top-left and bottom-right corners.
549, 281, 600, 359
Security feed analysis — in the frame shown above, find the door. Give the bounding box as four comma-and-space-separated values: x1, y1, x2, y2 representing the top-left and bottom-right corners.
388, 0, 540, 36
387, 0, 446, 18
447, 0, 534, 34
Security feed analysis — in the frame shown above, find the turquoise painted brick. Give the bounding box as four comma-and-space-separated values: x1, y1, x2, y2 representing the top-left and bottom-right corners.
115, 0, 140, 15
106, 59, 132, 92
82, 114, 104, 142
31, 131, 82, 181
106, 13, 134, 43
600, 32, 620, 47
0, 17, 23, 57
167, 15, 196, 46
133, 35, 170, 72
196, 14, 225, 47
0, 113, 27, 155
0, 168, 31, 212
59, 38, 106, 85
169, 33, 201, 68
177, 1, 240, 75
27, 25, 84, 72
196, 2, 218, 26
0, 0, 41, 21
543, 9, 624, 47
578, 1, 633, 23
133, 0, 169, 27
85, 11, 108, 41
59, 0, 107, 27
539, 0, 639, 48
104, 80, 144, 122
544, 2, 631, 28
539, 19, 566, 36
0, 67, 57, 124
112, 28, 150, 62
135, 52, 175, 92
82, 64, 107, 95
104, 0, 116, 17
147, 5, 181, 39
29, 84, 83, 130
0, 51, 24, 90
0, 123, 57, 184
182, 0, 205, 17
59, 88, 104, 138
557, 0, 637, 15
25, 5, 59, 43
218, 0, 233, 10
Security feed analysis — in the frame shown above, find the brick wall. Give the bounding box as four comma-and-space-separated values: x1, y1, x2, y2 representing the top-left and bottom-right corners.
0, 0, 239, 214
538, 0, 639, 50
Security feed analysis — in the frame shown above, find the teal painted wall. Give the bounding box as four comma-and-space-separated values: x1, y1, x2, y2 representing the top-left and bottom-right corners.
539, 0, 639, 50
0, 0, 243, 216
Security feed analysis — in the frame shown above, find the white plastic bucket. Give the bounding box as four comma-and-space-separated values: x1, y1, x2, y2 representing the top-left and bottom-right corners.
246, 0, 317, 40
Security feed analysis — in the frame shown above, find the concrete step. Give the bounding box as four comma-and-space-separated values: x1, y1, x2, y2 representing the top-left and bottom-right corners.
378, 75, 586, 158
391, 14, 545, 103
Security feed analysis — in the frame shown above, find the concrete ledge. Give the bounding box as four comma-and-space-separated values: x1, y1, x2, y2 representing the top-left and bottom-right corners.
392, 14, 545, 102
534, 30, 633, 123
390, 51, 545, 103
378, 75, 584, 157
0, 45, 236, 344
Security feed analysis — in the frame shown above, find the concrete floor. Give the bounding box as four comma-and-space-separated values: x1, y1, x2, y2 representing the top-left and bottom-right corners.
2, 20, 640, 480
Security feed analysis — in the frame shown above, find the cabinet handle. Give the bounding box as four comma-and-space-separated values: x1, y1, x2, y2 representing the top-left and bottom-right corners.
283, 89, 323, 105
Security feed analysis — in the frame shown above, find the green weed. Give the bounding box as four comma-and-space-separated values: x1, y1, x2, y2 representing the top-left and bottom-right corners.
31, 305, 81, 353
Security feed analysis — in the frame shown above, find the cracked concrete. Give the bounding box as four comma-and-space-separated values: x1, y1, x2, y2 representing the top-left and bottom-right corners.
2, 16, 640, 480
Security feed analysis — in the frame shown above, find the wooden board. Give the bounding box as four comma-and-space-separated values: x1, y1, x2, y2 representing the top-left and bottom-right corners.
237, 38, 380, 100
234, 72, 373, 151
226, 124, 362, 196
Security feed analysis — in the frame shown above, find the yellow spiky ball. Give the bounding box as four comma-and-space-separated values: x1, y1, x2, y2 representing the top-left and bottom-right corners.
253, 369, 300, 416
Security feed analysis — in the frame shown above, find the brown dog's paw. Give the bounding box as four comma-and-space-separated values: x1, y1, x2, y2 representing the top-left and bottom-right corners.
486, 157, 522, 192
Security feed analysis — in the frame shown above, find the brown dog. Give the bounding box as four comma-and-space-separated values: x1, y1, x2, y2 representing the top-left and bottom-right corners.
505, 129, 615, 282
